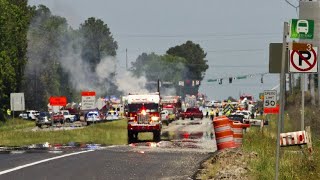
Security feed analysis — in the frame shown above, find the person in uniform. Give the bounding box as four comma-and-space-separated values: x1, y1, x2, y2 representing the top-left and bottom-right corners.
7, 109, 11, 119
209, 109, 214, 120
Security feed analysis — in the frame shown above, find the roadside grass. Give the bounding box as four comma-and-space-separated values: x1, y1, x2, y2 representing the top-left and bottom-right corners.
0, 118, 34, 132
243, 115, 320, 180
0, 118, 152, 146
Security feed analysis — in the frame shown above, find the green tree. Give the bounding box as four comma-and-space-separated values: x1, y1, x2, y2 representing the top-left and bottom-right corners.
166, 41, 208, 95
24, 5, 74, 110
79, 17, 118, 72
130, 53, 186, 94
0, 0, 31, 119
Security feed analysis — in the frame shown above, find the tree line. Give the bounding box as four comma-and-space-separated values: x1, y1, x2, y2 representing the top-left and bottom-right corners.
0, 1, 208, 120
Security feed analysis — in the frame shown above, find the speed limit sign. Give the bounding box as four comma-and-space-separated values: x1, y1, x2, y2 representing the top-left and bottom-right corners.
264, 90, 277, 108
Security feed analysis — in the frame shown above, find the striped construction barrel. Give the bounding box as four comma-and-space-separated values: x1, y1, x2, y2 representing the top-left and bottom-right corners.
213, 117, 236, 150
230, 121, 243, 147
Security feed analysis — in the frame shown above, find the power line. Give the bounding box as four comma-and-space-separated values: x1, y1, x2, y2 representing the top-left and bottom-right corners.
207, 49, 265, 53
114, 32, 281, 38
117, 48, 266, 54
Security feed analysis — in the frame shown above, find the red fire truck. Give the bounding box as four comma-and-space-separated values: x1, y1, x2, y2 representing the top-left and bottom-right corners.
126, 93, 161, 143
161, 96, 182, 121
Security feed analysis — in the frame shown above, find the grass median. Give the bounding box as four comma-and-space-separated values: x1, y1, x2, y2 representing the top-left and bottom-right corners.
0, 118, 153, 146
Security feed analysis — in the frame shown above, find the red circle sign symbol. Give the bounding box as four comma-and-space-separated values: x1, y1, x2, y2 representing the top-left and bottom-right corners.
290, 49, 317, 72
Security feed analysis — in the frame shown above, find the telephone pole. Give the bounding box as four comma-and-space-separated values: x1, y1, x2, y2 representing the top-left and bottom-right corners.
126, 48, 128, 70
299, 0, 320, 106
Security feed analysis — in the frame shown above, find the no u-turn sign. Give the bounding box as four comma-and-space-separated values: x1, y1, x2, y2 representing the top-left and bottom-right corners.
289, 47, 318, 73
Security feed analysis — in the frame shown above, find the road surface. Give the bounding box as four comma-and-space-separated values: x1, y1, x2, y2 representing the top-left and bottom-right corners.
0, 117, 217, 180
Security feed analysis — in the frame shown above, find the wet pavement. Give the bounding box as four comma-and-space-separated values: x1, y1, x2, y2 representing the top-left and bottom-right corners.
0, 117, 217, 179
127, 117, 217, 153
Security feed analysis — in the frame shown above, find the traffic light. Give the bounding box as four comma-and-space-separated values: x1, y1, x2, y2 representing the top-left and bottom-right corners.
229, 77, 232, 83
261, 75, 264, 83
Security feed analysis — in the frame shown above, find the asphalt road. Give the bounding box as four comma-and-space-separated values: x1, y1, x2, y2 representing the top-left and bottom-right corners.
0, 117, 217, 180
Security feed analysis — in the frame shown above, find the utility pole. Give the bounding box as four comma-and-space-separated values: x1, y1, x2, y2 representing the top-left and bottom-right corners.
126, 48, 128, 70
275, 21, 288, 180
299, 0, 320, 106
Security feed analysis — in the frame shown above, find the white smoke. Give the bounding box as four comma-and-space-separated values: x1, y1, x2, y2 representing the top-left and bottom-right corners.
116, 71, 149, 94
59, 45, 150, 96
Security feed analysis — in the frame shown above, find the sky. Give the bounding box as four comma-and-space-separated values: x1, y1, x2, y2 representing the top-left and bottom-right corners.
28, 0, 298, 101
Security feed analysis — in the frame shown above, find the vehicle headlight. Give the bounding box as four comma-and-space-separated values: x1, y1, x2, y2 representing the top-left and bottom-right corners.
151, 116, 159, 121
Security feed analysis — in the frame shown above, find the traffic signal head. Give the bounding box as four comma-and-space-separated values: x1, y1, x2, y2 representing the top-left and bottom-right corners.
229, 77, 232, 83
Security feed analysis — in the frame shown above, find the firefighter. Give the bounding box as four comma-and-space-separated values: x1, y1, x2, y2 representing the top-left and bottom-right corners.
7, 109, 11, 119
225, 109, 231, 116
215, 108, 219, 117
209, 109, 214, 120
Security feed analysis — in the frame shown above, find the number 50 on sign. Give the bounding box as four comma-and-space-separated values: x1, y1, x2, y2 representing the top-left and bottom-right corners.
264, 90, 277, 108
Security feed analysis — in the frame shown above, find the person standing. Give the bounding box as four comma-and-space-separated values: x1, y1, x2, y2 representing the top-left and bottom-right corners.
7, 109, 11, 119
209, 109, 214, 120
215, 108, 219, 117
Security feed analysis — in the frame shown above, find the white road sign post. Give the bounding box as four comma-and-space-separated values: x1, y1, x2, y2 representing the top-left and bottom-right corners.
10, 93, 25, 119
264, 90, 277, 108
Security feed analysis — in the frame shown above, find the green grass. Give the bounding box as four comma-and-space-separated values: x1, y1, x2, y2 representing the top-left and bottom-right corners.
243, 116, 320, 180
0, 118, 153, 146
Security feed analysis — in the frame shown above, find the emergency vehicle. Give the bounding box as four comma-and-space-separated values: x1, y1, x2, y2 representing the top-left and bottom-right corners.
161, 96, 182, 121
126, 93, 161, 143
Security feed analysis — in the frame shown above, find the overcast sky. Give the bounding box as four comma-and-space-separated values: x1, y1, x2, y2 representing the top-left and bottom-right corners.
28, 0, 297, 100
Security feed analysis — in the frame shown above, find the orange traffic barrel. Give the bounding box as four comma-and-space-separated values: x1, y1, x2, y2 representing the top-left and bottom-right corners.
213, 117, 236, 150
230, 121, 243, 147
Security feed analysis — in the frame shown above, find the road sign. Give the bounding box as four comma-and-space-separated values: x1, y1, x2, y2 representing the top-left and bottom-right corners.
269, 43, 289, 73
290, 19, 314, 39
81, 91, 96, 110
288, 42, 312, 51
96, 98, 106, 110
264, 90, 277, 108
289, 47, 318, 73
264, 105, 279, 114
49, 96, 67, 106
10, 93, 25, 111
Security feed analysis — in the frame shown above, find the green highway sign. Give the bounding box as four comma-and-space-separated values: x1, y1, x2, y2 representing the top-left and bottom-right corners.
290, 19, 314, 39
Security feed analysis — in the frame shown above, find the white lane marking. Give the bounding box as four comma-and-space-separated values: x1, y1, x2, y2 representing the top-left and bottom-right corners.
0, 150, 94, 176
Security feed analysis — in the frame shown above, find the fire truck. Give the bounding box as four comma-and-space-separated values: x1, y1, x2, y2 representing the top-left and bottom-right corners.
126, 93, 161, 143
161, 96, 182, 122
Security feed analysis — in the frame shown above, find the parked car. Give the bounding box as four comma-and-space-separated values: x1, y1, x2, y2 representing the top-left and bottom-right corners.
105, 110, 119, 121
235, 110, 251, 119
85, 111, 102, 125
19, 112, 28, 120
61, 110, 76, 123
52, 112, 64, 124
180, 107, 203, 120
35, 112, 52, 128
26, 110, 40, 120
227, 113, 245, 123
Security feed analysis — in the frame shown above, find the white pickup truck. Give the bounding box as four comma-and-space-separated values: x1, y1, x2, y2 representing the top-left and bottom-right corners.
61, 110, 76, 123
